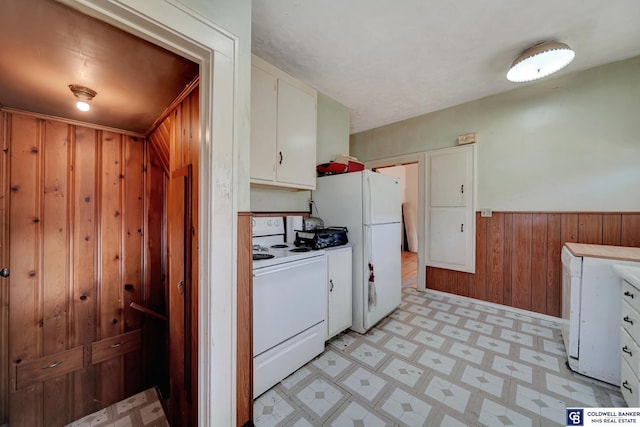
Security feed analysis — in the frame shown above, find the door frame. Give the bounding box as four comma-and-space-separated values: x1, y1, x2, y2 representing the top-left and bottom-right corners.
365, 154, 426, 292
57, 1, 238, 425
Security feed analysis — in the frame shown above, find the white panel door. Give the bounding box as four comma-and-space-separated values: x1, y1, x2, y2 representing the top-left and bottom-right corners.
363, 223, 401, 330
364, 170, 402, 225
425, 145, 475, 273
276, 80, 317, 188
429, 208, 468, 266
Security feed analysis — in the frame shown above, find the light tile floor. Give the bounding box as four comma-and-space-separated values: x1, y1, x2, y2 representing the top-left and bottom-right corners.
66, 387, 168, 427
254, 287, 624, 426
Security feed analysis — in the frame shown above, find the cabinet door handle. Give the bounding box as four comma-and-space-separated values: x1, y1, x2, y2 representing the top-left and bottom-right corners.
623, 345, 633, 356
42, 361, 62, 370
624, 316, 634, 325
279, 151, 283, 165
110, 342, 123, 349
460, 184, 464, 194
625, 291, 635, 299
623, 380, 633, 393
460, 224, 464, 232
329, 279, 334, 292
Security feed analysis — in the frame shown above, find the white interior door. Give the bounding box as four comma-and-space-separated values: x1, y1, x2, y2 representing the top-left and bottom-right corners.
425, 145, 475, 273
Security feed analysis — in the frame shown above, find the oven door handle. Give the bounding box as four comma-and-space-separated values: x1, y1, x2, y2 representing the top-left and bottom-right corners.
253, 256, 326, 277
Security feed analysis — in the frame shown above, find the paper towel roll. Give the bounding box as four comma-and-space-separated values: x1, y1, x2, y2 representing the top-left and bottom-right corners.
286, 216, 303, 243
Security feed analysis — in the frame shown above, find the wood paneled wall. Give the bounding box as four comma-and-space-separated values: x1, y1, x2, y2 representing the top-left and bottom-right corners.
1, 111, 151, 425
426, 212, 640, 317
147, 85, 200, 425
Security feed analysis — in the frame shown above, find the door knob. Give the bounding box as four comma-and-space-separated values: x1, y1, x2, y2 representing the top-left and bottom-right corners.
0, 268, 8, 278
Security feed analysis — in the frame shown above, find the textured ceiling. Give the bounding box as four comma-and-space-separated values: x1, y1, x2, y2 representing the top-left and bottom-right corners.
252, 0, 640, 134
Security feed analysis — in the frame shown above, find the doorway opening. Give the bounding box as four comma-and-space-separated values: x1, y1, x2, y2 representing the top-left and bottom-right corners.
1, 1, 238, 425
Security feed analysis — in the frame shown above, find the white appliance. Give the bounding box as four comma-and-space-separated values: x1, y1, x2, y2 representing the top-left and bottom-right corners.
562, 244, 640, 385
252, 216, 327, 398
313, 170, 402, 334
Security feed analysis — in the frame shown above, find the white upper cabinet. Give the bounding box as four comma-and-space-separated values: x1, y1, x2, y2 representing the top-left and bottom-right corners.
250, 55, 317, 190
425, 144, 475, 273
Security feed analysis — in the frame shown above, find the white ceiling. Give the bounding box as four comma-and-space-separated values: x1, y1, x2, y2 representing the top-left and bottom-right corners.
252, 0, 640, 134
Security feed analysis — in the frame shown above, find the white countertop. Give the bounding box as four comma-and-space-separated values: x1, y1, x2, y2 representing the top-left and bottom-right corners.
613, 264, 640, 289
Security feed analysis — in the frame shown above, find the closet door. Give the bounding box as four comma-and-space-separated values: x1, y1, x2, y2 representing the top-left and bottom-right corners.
425, 145, 475, 273
168, 165, 193, 427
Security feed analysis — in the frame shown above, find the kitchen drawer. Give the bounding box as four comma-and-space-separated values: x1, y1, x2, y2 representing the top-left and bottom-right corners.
91, 329, 142, 365
621, 328, 640, 373
621, 358, 640, 407
622, 300, 640, 343
16, 346, 84, 390
623, 280, 640, 314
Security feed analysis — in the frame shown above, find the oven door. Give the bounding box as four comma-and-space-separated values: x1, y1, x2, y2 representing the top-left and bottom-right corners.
253, 255, 327, 356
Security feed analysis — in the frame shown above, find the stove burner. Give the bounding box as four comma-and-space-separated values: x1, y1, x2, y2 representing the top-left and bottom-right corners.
271, 244, 289, 249
253, 253, 275, 261
290, 247, 311, 253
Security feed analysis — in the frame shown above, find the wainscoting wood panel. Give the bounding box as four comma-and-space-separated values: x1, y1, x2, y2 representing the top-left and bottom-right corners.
426, 212, 640, 317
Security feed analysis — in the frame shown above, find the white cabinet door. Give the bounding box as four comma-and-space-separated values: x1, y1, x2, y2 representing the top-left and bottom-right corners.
276, 80, 317, 189
250, 64, 277, 182
327, 246, 352, 340
249, 55, 317, 190
425, 145, 475, 273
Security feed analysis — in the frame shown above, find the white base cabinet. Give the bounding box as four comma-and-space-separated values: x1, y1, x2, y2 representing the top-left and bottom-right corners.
614, 265, 640, 406
250, 54, 317, 190
326, 245, 352, 340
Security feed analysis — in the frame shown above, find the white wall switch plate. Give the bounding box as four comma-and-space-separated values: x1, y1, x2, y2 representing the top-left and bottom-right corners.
481, 208, 492, 217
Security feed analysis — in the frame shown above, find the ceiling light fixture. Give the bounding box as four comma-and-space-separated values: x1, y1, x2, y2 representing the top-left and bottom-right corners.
69, 84, 97, 112
507, 41, 575, 83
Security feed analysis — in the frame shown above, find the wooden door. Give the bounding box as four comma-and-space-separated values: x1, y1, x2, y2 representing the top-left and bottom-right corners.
168, 165, 192, 426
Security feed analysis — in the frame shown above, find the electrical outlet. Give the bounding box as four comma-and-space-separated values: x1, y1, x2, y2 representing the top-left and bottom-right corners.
481, 208, 492, 217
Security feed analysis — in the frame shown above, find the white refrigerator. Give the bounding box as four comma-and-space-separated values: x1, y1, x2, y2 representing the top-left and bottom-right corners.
313, 170, 402, 333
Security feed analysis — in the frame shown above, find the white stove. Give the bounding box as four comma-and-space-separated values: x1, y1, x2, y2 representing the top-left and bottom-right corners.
251, 216, 327, 398
252, 216, 325, 268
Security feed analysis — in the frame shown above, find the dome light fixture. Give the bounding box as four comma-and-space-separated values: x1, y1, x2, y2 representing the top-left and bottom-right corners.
507, 41, 575, 83
69, 84, 97, 112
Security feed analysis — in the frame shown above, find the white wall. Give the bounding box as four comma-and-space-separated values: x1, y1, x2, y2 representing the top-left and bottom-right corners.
250, 92, 350, 212
351, 56, 640, 212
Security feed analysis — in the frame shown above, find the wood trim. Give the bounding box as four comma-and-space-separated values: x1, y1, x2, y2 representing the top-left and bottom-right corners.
0, 107, 145, 138
0, 111, 9, 423
237, 212, 253, 427
426, 211, 640, 317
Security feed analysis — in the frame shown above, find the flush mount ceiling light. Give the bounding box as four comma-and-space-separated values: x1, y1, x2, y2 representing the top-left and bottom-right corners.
69, 84, 97, 112
507, 41, 575, 83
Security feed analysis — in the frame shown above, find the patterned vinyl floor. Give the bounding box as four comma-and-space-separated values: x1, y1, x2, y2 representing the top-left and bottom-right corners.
65, 387, 168, 427
254, 285, 624, 427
